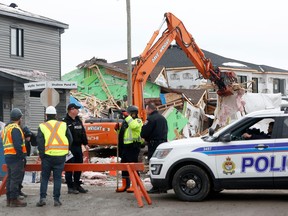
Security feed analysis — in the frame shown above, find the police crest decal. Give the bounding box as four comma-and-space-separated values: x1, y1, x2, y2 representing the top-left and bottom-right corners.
222, 157, 236, 175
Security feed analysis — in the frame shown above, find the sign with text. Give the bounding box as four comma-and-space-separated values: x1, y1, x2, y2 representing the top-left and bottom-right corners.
24, 81, 47, 90
24, 81, 77, 90
47, 81, 77, 89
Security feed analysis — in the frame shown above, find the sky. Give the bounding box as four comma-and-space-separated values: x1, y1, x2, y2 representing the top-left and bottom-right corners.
2, 0, 288, 75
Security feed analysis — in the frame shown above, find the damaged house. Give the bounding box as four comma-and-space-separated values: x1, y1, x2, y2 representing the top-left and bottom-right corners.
63, 44, 288, 140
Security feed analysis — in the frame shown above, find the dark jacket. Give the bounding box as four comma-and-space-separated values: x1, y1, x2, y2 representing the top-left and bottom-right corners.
141, 110, 168, 142
251, 132, 271, 139
62, 114, 88, 147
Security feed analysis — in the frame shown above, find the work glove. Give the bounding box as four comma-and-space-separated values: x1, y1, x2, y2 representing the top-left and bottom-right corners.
122, 111, 129, 118
114, 123, 120, 130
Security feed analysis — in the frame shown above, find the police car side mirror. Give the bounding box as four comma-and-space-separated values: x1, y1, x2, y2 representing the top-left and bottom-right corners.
219, 133, 231, 142
208, 127, 214, 136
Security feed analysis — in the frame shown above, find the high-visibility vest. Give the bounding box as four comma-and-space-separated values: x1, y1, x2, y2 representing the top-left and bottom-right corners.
39, 120, 69, 156
1, 123, 26, 155
123, 116, 143, 144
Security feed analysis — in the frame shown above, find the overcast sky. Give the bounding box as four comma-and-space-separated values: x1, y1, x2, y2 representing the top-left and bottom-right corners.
2, 0, 288, 75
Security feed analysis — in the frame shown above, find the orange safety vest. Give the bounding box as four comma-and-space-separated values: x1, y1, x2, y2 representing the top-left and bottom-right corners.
39, 120, 69, 156
1, 123, 26, 155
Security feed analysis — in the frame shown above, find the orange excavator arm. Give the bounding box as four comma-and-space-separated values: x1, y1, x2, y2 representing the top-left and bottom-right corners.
132, 12, 236, 121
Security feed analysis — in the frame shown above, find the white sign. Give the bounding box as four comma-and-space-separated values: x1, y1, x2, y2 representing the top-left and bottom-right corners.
47, 81, 77, 89
24, 81, 47, 90
24, 81, 77, 90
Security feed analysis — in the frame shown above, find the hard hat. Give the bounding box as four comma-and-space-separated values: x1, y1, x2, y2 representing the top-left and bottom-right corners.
45, 106, 57, 114
10, 108, 23, 121
127, 105, 138, 114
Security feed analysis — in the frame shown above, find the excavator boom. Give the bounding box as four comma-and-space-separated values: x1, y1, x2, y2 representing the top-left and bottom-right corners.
84, 12, 238, 148
132, 12, 236, 121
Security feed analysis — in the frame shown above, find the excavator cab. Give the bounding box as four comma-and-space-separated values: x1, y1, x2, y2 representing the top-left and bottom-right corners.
84, 108, 124, 148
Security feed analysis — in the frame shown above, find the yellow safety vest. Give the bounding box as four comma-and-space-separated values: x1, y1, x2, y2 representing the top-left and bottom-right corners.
39, 120, 69, 156
123, 116, 143, 144
1, 123, 26, 155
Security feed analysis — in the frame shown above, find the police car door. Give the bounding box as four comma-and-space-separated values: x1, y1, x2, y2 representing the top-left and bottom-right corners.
272, 115, 288, 188
215, 117, 275, 188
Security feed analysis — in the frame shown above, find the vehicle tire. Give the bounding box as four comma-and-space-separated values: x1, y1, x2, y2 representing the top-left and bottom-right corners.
172, 165, 210, 201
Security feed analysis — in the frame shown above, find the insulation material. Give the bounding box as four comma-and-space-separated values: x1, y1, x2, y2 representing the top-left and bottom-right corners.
214, 92, 281, 127
80, 157, 119, 186
162, 107, 188, 141
214, 89, 245, 127
82, 171, 107, 180
182, 102, 202, 137
243, 93, 281, 113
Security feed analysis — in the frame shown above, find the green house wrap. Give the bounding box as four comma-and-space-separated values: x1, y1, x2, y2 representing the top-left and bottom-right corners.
162, 107, 189, 141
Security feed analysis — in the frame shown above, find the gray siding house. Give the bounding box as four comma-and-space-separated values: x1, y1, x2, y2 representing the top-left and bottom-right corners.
0, 3, 70, 132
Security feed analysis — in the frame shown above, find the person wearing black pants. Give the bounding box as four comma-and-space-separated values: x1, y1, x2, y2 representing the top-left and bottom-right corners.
141, 102, 168, 194
115, 105, 143, 193
63, 103, 89, 194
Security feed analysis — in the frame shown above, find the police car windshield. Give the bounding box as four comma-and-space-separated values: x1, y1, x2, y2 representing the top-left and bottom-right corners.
205, 117, 245, 139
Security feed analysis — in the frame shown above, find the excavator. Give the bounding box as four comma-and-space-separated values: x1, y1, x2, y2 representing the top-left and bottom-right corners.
84, 12, 237, 147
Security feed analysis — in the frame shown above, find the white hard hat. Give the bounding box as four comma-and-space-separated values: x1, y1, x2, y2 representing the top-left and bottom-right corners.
45, 106, 57, 114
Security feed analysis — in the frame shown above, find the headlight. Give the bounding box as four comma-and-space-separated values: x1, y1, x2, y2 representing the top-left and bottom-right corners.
152, 148, 172, 159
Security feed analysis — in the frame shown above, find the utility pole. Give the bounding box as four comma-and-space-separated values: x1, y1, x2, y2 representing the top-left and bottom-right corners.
126, 0, 132, 106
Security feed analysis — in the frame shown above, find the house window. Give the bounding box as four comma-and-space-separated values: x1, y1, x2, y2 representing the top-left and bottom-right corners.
183, 73, 193, 80
11, 27, 24, 57
252, 78, 258, 93
170, 73, 180, 80
273, 79, 280, 93
237, 75, 247, 89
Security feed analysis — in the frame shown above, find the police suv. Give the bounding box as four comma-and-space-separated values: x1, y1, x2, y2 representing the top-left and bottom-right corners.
149, 109, 288, 201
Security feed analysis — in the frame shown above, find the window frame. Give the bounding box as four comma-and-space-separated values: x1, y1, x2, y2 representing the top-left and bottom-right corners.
252, 77, 258, 93
10, 27, 24, 57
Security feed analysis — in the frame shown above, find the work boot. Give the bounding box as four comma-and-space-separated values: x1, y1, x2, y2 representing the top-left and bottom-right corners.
10, 198, 27, 207
54, 200, 62, 207
77, 185, 88, 193
126, 185, 134, 193
19, 191, 28, 198
116, 178, 129, 193
36, 198, 46, 207
68, 187, 79, 194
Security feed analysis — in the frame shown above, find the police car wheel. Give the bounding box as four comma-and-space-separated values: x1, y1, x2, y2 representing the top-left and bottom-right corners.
172, 165, 210, 201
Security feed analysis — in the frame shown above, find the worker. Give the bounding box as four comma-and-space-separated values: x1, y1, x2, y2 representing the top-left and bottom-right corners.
141, 102, 168, 194
36, 106, 72, 207
63, 103, 89, 194
115, 105, 143, 193
1, 108, 27, 207
242, 122, 274, 140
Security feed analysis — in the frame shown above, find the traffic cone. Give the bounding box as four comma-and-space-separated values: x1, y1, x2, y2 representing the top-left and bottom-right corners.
109, 156, 117, 176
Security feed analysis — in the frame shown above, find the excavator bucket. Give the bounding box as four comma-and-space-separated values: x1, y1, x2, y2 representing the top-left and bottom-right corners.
217, 86, 234, 97
216, 71, 238, 97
